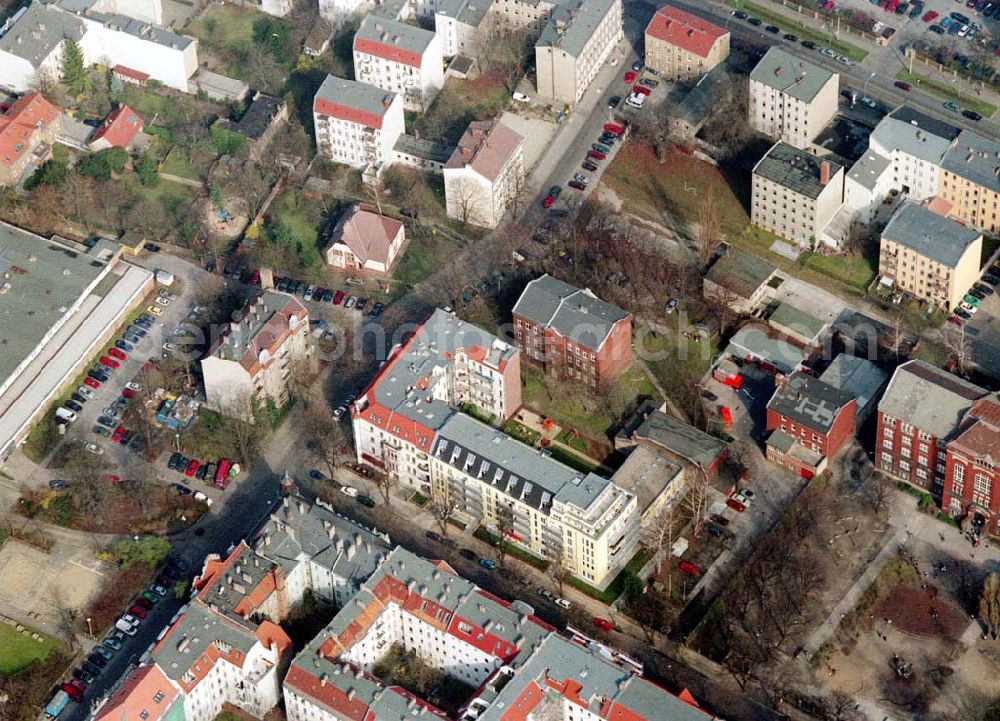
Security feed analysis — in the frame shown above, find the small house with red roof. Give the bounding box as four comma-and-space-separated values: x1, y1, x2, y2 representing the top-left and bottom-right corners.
0, 93, 62, 187
89, 104, 145, 152
644, 4, 730, 81
324, 203, 406, 276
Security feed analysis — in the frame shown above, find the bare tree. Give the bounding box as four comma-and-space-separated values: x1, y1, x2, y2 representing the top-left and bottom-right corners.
302, 405, 347, 480
219, 392, 265, 466
493, 504, 515, 568
945, 323, 972, 376
633, 101, 675, 163
696, 189, 722, 268
430, 496, 457, 536
980, 572, 1000, 640
287, 355, 319, 409
641, 504, 676, 576
545, 540, 569, 597
449, 178, 481, 226
682, 468, 712, 532
476, 22, 533, 92
866, 472, 891, 517
372, 469, 397, 507
52, 588, 80, 652
823, 692, 866, 721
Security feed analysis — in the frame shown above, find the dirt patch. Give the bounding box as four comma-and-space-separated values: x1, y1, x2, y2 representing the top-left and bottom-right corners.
873, 584, 967, 643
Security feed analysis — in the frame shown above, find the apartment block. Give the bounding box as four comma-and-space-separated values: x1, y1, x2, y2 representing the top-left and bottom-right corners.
444, 119, 525, 229
351, 308, 521, 495
879, 201, 982, 310
201, 291, 310, 415
748, 47, 838, 149
535, 0, 623, 105
643, 4, 729, 81
93, 665, 183, 721
751, 141, 844, 248
0, 93, 62, 187
876, 360, 985, 496
942, 395, 1000, 532
353, 15, 444, 111
431, 413, 640, 585
940, 129, 1000, 235
512, 274, 633, 388
313, 74, 405, 169
864, 107, 959, 203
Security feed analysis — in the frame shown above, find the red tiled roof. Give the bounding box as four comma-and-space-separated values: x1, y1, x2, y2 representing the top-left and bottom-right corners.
315, 97, 384, 130
90, 104, 143, 149
354, 37, 422, 67
330, 204, 404, 267
645, 5, 728, 58
500, 681, 543, 721
94, 665, 178, 721
256, 620, 293, 656
285, 664, 372, 721
0, 93, 60, 169
112, 65, 151, 82
445, 120, 523, 182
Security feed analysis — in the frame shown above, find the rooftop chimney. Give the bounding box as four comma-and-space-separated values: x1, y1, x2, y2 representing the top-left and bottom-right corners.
820, 161, 831, 186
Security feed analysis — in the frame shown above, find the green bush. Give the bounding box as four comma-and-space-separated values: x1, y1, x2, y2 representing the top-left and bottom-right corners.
211, 124, 248, 156
112, 536, 170, 568
24, 159, 68, 189
134, 152, 159, 186
77, 148, 128, 180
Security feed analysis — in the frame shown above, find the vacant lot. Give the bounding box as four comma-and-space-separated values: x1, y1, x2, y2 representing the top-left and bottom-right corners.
603, 144, 749, 240
412, 71, 512, 146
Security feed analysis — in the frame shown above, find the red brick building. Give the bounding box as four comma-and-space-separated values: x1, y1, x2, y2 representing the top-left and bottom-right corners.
765, 371, 857, 478
512, 274, 632, 389
876, 360, 985, 497
942, 396, 1000, 533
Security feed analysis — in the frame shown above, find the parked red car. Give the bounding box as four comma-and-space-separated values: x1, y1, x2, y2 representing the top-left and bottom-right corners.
604, 123, 624, 135
894, 80, 912, 91
587, 150, 606, 160
128, 604, 148, 619
111, 426, 126, 443
108, 348, 127, 360
104, 474, 122, 484
542, 195, 556, 208
592, 617, 614, 631
122, 387, 137, 399
99, 356, 120, 370
185, 460, 200, 478
332, 290, 345, 305
62, 682, 85, 703
84, 377, 101, 389
709, 513, 730, 527
624, 71, 637, 84
922, 10, 938, 21
633, 85, 651, 96
679, 560, 702, 577
726, 496, 746, 513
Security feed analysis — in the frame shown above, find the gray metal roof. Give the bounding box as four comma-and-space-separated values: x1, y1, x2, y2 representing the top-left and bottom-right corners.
726, 324, 804, 374
435, 0, 491, 25
869, 105, 960, 165
218, 93, 284, 141
355, 14, 435, 55
151, 602, 258, 682
314, 74, 397, 119
0, 223, 107, 387
819, 354, 886, 418
881, 201, 981, 268
767, 371, 855, 434
767, 302, 826, 342
753, 141, 842, 199
610, 444, 682, 516
847, 150, 890, 191
513, 274, 629, 351
536, 0, 619, 58
633, 410, 727, 469
434, 412, 614, 516
941, 129, 1000, 195
878, 359, 984, 439
675, 64, 730, 127
66, 0, 195, 50
705, 246, 775, 299
394, 133, 454, 163
0, 1, 84, 65
748, 47, 834, 103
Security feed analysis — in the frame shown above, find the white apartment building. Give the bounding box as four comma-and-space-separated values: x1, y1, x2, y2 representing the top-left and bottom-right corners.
535, 0, 623, 105
201, 291, 309, 415
748, 47, 838, 149
751, 141, 845, 248
353, 15, 444, 111
351, 308, 521, 496
443, 119, 524, 229
433, 0, 491, 58
866, 105, 960, 202
313, 74, 405, 170
431, 413, 640, 586
0, 0, 197, 93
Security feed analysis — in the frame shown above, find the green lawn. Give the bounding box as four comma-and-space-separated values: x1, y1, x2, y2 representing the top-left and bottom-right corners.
565, 550, 651, 605
640, 329, 718, 404
0, 623, 60, 676
803, 250, 877, 292
185, 5, 260, 54
393, 230, 461, 291
546, 446, 599, 473
504, 420, 541, 446
160, 148, 207, 182
895, 70, 997, 118
728, 0, 868, 61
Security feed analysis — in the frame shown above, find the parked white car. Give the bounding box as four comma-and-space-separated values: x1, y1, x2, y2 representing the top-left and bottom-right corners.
341, 485, 359, 498
512, 91, 531, 103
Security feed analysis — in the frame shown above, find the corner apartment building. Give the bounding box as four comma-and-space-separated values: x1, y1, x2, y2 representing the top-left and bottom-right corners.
351, 308, 521, 495
535, 0, 623, 105
353, 15, 444, 111
443, 119, 524, 229
201, 291, 309, 415
877, 360, 985, 496
879, 201, 982, 310
942, 395, 1000, 532
643, 4, 729, 81
751, 141, 844, 248
313, 74, 405, 170
939, 129, 1000, 235
512, 274, 633, 388
431, 413, 640, 585
748, 47, 838, 149
0, 93, 61, 187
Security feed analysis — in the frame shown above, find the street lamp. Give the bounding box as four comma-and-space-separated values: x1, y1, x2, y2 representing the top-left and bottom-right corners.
86, 617, 92, 636
862, 71, 876, 102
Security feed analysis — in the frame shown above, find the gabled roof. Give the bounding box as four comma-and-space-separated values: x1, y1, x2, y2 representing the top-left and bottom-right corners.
217, 93, 283, 141
327, 203, 403, 267
633, 409, 728, 469
207, 290, 308, 376
512, 274, 630, 352
869, 105, 960, 165
0, 1, 85, 66
881, 200, 981, 268
645, 4, 728, 58
767, 371, 855, 434
749, 47, 835, 103
705, 246, 776, 299
445, 119, 522, 182
313, 75, 397, 130
753, 141, 842, 199
354, 14, 435, 68
819, 354, 887, 416
0, 93, 61, 169
878, 360, 985, 439
89, 104, 143, 149
536, 0, 619, 58
93, 665, 179, 721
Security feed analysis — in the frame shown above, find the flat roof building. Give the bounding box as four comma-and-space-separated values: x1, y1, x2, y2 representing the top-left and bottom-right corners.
748, 47, 838, 148
535, 0, 623, 104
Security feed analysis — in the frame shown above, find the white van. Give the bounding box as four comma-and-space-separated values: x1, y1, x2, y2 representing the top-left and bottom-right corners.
115, 618, 138, 636
625, 93, 646, 109
55, 407, 78, 423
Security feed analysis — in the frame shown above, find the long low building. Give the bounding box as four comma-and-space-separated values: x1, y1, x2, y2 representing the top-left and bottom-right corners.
0, 223, 153, 461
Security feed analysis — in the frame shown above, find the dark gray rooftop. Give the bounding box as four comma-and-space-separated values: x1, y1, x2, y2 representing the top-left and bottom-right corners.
941, 129, 1000, 195
878, 359, 984, 439
753, 141, 842, 199
218, 93, 284, 141
355, 14, 435, 55
675, 64, 730, 127
151, 602, 258, 683
435, 0, 491, 26
0, 1, 84, 65
819, 354, 887, 417
394, 133, 454, 163
749, 46, 835, 103
634, 409, 728, 469
869, 105, 959, 165
847, 150, 891, 191
513, 274, 629, 351
536, 0, 619, 58
767, 371, 855, 434
881, 201, 981, 268
705, 246, 775, 299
